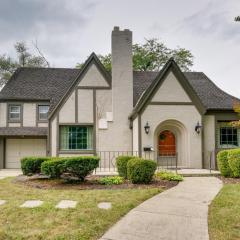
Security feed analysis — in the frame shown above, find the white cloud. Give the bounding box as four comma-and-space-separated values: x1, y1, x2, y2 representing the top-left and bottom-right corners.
0, 0, 239, 97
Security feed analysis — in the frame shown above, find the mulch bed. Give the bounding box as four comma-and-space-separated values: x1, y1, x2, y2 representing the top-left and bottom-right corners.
217, 176, 240, 184
13, 175, 178, 190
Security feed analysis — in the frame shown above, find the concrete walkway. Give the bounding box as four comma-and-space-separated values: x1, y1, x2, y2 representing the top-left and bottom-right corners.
100, 177, 222, 240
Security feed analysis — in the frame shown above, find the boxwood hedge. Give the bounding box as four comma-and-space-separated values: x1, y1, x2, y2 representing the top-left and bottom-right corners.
127, 158, 157, 184
21, 157, 51, 175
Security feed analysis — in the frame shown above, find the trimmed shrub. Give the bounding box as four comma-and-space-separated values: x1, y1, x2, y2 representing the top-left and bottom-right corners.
228, 149, 240, 177
21, 157, 50, 175
98, 176, 124, 185
63, 156, 100, 181
155, 171, 183, 181
127, 158, 157, 184
41, 158, 66, 178
217, 150, 232, 177
116, 156, 137, 179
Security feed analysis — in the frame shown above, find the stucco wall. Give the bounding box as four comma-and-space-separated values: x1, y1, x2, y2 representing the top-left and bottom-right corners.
151, 71, 191, 102
96, 90, 112, 119
59, 91, 75, 123
203, 115, 215, 168
8, 123, 21, 127
38, 122, 48, 127
0, 103, 7, 127
133, 116, 139, 152
23, 103, 36, 127
78, 89, 93, 123
51, 117, 57, 156
78, 64, 109, 87
0, 138, 4, 169
141, 105, 202, 168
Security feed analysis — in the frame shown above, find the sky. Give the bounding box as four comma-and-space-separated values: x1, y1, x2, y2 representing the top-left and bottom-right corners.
0, 0, 240, 97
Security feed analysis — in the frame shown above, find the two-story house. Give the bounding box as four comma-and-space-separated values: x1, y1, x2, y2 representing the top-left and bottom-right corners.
0, 26, 239, 170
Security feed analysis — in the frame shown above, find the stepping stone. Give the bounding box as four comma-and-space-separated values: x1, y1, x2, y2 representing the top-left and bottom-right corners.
20, 200, 43, 208
56, 200, 77, 209
0, 200, 6, 206
98, 202, 112, 210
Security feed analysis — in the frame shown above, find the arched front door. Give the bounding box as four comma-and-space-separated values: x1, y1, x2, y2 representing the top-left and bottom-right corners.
159, 130, 176, 156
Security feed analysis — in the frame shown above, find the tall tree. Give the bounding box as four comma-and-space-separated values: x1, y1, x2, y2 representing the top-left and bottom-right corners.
76, 38, 194, 72
0, 41, 49, 87
235, 16, 240, 21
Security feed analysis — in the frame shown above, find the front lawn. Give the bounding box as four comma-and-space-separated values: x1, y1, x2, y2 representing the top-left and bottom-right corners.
0, 178, 161, 240
209, 184, 240, 240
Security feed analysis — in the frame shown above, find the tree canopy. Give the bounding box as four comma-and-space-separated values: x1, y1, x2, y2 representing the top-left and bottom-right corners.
0, 41, 49, 87
76, 38, 194, 72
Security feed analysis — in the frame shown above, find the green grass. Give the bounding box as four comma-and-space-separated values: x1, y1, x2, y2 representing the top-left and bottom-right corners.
209, 184, 240, 240
0, 178, 161, 240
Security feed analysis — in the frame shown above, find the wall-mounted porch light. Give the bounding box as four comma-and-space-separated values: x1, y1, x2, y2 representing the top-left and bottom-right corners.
195, 121, 202, 134
144, 122, 150, 134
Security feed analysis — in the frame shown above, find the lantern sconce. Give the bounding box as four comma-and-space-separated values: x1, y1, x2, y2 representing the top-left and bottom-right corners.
195, 121, 202, 134
144, 122, 150, 134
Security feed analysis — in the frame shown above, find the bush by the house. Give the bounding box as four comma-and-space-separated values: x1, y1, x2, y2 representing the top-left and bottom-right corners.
127, 158, 157, 184
41, 156, 100, 180
217, 150, 232, 177
63, 156, 100, 181
21, 157, 51, 175
98, 176, 124, 185
116, 156, 137, 179
228, 149, 240, 178
41, 158, 66, 178
155, 171, 183, 181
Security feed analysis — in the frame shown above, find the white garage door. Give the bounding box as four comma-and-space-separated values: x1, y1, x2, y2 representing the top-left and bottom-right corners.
6, 139, 47, 169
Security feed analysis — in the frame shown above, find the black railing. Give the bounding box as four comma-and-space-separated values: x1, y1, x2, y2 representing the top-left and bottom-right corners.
96, 151, 178, 173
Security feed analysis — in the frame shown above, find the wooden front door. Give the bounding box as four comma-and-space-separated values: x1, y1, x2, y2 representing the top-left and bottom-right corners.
159, 130, 176, 156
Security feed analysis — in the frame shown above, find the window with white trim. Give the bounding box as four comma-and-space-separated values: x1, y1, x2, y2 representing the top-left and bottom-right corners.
60, 126, 93, 150
38, 105, 49, 121
8, 105, 21, 121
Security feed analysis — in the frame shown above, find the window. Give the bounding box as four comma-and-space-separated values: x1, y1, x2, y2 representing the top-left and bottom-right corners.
9, 105, 21, 121
38, 105, 49, 121
60, 126, 93, 150
220, 127, 238, 146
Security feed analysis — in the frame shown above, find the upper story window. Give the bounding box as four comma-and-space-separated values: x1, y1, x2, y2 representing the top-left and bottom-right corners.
8, 104, 21, 121
38, 105, 49, 121
218, 122, 239, 148
60, 125, 93, 151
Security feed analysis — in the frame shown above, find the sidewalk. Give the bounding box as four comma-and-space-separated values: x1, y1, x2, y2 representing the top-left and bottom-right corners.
100, 177, 222, 240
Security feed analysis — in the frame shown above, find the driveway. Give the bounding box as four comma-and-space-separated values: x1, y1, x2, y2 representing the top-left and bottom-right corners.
0, 169, 22, 179
100, 177, 222, 240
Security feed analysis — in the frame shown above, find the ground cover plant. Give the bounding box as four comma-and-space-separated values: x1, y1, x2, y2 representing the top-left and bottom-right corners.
155, 171, 183, 181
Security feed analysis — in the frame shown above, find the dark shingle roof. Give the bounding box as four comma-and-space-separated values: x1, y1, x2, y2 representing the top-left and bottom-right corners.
0, 67, 80, 112
0, 127, 48, 136
0, 67, 238, 112
133, 71, 239, 110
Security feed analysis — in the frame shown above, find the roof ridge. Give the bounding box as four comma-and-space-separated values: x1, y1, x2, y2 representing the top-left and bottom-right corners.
18, 66, 79, 70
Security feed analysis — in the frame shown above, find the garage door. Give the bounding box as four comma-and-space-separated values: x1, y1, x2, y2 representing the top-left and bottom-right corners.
6, 139, 47, 169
